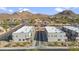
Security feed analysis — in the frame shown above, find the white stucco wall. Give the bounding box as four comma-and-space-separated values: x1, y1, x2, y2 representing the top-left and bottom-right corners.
12, 26, 35, 42
47, 32, 67, 42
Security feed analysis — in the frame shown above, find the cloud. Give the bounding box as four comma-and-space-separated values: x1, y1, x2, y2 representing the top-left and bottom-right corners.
0, 7, 14, 13
55, 8, 64, 12
8, 9, 13, 13
54, 7, 76, 12
18, 8, 38, 14
18, 8, 31, 12
0, 7, 37, 14
0, 7, 7, 11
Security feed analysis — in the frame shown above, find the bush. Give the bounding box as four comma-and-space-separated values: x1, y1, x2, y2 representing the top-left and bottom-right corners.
16, 42, 24, 47
16, 42, 32, 47
54, 42, 58, 46
48, 43, 54, 46
48, 42, 60, 46
12, 45, 17, 47
69, 47, 79, 51
4, 44, 10, 47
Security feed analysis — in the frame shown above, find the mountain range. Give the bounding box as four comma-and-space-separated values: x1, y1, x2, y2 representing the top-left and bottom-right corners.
0, 10, 79, 25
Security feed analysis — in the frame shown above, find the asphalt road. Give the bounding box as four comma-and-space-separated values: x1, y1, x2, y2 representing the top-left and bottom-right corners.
0, 46, 70, 51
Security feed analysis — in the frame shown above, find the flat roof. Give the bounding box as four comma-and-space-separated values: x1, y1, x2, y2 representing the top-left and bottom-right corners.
63, 26, 79, 33
45, 26, 64, 33
13, 26, 34, 33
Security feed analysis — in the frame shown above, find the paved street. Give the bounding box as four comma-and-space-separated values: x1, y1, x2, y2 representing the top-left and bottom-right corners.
0, 46, 71, 51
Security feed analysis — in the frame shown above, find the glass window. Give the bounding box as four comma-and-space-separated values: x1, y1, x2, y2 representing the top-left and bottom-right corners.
19, 39, 21, 41
23, 39, 25, 41
58, 39, 61, 41
60, 35, 62, 37
54, 35, 57, 37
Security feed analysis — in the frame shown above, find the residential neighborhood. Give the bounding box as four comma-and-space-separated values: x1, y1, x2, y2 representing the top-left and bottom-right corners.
0, 7, 79, 50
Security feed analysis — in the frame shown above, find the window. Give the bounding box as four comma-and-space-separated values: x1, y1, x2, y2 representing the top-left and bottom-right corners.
60, 35, 62, 37
19, 39, 21, 41
58, 39, 61, 41
26, 38, 29, 41
26, 38, 29, 40
54, 35, 57, 37
23, 39, 25, 41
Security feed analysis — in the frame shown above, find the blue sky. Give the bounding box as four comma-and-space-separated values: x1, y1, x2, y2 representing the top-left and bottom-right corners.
0, 7, 79, 15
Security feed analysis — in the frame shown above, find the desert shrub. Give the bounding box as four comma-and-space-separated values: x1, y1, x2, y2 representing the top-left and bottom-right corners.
12, 45, 17, 47
4, 44, 10, 47
16, 42, 24, 47
69, 47, 79, 51
54, 42, 58, 46
16, 42, 32, 47
48, 43, 54, 46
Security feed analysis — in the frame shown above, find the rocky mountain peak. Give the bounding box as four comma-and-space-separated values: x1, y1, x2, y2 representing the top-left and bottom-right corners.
58, 10, 75, 16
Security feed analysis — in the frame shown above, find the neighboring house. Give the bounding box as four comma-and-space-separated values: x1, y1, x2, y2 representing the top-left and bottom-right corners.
62, 26, 79, 41
45, 26, 67, 42
12, 26, 35, 42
